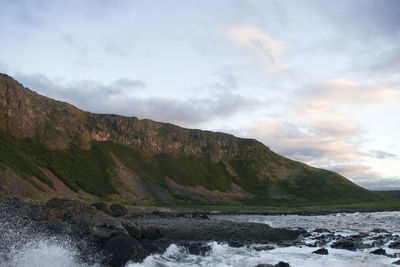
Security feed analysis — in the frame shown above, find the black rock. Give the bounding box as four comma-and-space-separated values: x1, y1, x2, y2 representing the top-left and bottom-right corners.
122, 220, 141, 239
314, 228, 332, 233
331, 240, 355, 251
389, 241, 400, 249
253, 245, 275, 251
91, 202, 109, 213
370, 248, 387, 256
371, 229, 389, 233
109, 203, 128, 217
152, 211, 168, 218
255, 262, 291, 267
140, 226, 161, 239
185, 242, 212, 256
312, 248, 328, 255
393, 259, 400, 265
192, 212, 210, 220
103, 235, 147, 267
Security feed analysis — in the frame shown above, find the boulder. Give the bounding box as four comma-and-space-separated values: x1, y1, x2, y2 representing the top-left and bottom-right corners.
253, 245, 275, 251
185, 242, 212, 256
140, 226, 161, 239
103, 235, 147, 267
255, 262, 291, 267
330, 240, 355, 251
370, 248, 387, 256
312, 248, 328, 255
122, 220, 142, 239
192, 212, 210, 220
91, 202, 110, 213
389, 241, 400, 249
109, 203, 128, 217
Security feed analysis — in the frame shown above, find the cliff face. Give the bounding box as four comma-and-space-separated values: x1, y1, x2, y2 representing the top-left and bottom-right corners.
0, 73, 379, 203
0, 73, 261, 160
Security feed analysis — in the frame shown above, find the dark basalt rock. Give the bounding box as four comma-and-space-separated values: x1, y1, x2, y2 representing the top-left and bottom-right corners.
331, 240, 355, 250
91, 202, 110, 213
371, 229, 389, 233
109, 203, 128, 217
122, 220, 142, 239
255, 261, 291, 267
152, 210, 168, 218
184, 242, 212, 256
140, 226, 161, 239
389, 241, 400, 249
102, 235, 147, 267
253, 245, 275, 251
312, 248, 328, 255
370, 248, 387, 256
192, 212, 210, 220
314, 228, 332, 233
393, 259, 400, 265
43, 198, 89, 221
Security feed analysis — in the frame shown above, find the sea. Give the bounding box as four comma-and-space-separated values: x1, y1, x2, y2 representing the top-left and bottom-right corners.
2, 211, 400, 267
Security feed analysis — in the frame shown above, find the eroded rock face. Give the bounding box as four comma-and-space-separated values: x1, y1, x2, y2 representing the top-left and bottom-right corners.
43, 198, 89, 220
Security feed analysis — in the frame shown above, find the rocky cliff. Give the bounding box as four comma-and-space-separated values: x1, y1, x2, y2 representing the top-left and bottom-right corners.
0, 73, 379, 203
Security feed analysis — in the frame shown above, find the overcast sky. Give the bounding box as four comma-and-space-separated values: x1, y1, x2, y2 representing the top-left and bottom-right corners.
1, 0, 399, 190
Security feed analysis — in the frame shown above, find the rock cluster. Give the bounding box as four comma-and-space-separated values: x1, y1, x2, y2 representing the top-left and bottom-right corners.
0, 198, 304, 267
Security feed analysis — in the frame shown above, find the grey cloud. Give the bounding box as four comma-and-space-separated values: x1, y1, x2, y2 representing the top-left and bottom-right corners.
89, 90, 261, 126
360, 48, 400, 74
351, 176, 400, 191
14, 73, 145, 104
13, 72, 261, 127
368, 150, 398, 159
247, 120, 362, 164
111, 79, 145, 90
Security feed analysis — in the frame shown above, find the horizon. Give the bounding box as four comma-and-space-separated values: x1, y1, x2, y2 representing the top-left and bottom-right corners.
0, 0, 399, 190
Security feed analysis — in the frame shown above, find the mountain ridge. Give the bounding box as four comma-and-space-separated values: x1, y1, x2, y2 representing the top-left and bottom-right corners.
0, 73, 379, 204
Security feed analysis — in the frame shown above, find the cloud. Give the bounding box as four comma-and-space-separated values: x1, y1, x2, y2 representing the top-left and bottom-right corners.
368, 150, 398, 159
14, 72, 145, 103
13, 72, 261, 127
229, 26, 286, 71
300, 79, 400, 110
246, 119, 362, 165
352, 176, 400, 191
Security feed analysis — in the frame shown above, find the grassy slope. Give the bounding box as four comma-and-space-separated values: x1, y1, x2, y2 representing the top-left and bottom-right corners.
0, 128, 380, 203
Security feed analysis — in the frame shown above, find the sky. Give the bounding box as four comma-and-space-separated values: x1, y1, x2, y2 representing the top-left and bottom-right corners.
0, 0, 399, 190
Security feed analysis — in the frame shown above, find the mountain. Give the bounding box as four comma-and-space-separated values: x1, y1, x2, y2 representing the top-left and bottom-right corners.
0, 73, 379, 204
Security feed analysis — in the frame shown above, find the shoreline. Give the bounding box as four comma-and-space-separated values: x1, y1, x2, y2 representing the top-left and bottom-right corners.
2, 197, 400, 267
125, 205, 400, 217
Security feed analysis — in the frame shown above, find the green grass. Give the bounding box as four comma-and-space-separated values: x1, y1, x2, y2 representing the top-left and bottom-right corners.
0, 129, 53, 188
99, 141, 235, 192
0, 128, 382, 204
19, 138, 117, 196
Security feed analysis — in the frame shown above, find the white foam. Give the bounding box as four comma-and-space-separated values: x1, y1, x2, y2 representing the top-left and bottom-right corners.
128, 242, 397, 267
1, 239, 99, 267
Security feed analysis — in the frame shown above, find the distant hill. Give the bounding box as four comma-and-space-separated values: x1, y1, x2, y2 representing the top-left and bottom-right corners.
0, 73, 380, 203
373, 190, 400, 200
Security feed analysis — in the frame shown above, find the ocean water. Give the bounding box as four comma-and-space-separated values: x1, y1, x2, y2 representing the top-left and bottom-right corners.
2, 212, 400, 267
130, 212, 400, 267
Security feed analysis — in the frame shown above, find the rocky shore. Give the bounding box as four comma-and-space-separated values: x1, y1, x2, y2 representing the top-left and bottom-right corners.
0, 198, 304, 267
2, 198, 400, 266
